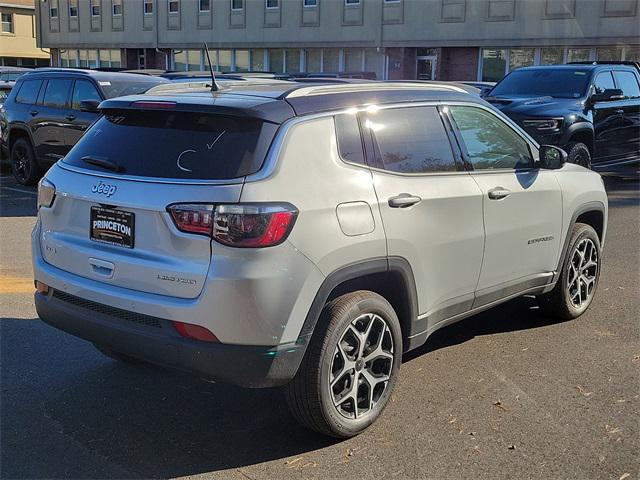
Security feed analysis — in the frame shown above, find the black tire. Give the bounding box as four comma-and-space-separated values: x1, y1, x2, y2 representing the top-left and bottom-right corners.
565, 142, 592, 169
285, 291, 402, 438
94, 344, 142, 364
537, 223, 601, 320
11, 137, 42, 186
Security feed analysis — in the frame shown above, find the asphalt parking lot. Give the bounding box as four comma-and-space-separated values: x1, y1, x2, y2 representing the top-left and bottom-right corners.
0, 171, 638, 480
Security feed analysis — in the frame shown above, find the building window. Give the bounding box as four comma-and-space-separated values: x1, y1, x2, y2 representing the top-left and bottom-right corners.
69, 0, 78, 17
345, 0, 360, 5
384, 0, 401, 3
112, 0, 122, 16
174, 50, 201, 71
91, 0, 101, 17
540, 47, 564, 65
481, 48, 507, 82
143, 0, 153, 14
99, 49, 121, 67
235, 50, 249, 71
60, 49, 77, 67
218, 50, 232, 71
199, 0, 210, 12
323, 48, 340, 71
266, 0, 279, 8
269, 50, 284, 72
596, 46, 624, 61
1, 13, 13, 33
50, 1, 59, 19
250, 49, 266, 70
231, 0, 244, 10
305, 49, 322, 72
566, 48, 591, 62
168, 0, 180, 13
508, 48, 535, 71
303, 0, 317, 6
344, 48, 364, 71
285, 49, 301, 73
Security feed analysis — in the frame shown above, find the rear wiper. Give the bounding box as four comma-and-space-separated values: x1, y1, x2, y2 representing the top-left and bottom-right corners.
81, 156, 123, 173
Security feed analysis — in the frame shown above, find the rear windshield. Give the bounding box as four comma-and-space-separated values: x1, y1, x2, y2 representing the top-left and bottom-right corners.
490, 69, 591, 98
62, 110, 278, 180
99, 79, 168, 98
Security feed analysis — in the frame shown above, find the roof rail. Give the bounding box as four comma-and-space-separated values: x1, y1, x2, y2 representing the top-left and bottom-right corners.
284, 81, 468, 98
24, 67, 93, 75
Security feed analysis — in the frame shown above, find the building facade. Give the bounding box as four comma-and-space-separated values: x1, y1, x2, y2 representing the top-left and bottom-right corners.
35, 0, 640, 81
1, 0, 50, 66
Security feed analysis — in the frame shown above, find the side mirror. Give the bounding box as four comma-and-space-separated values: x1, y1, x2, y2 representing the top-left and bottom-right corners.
80, 99, 100, 113
539, 145, 567, 170
590, 88, 624, 103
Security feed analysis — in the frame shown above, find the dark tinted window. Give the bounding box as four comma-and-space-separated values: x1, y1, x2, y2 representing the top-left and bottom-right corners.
15, 79, 42, 104
335, 113, 364, 165
365, 106, 457, 174
449, 106, 533, 170
62, 110, 278, 180
490, 68, 590, 98
100, 79, 167, 98
43, 79, 72, 108
594, 72, 615, 94
613, 71, 640, 98
71, 80, 102, 110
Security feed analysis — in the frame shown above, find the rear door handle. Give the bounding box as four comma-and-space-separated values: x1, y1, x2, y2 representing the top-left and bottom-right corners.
30, 110, 38, 116
388, 193, 422, 208
65, 114, 76, 121
488, 187, 511, 200
614, 109, 624, 115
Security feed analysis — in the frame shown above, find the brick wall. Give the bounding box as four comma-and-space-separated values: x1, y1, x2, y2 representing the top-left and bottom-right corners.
438, 47, 479, 81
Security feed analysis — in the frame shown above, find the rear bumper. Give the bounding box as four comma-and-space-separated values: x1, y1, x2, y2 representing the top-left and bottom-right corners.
35, 290, 306, 388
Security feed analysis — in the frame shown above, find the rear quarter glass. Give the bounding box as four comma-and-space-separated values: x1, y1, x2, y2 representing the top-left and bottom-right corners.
61, 110, 278, 180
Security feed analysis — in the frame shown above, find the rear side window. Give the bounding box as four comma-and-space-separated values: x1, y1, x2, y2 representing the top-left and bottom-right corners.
449, 106, 533, 170
364, 106, 457, 174
334, 113, 365, 165
62, 110, 278, 180
43, 79, 72, 108
15, 79, 42, 104
613, 71, 640, 98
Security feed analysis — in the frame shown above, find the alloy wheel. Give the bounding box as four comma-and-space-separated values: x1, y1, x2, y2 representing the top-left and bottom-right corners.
329, 313, 394, 420
12, 146, 30, 183
567, 237, 598, 308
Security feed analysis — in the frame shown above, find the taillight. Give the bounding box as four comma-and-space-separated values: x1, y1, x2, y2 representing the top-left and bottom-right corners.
172, 321, 218, 342
167, 203, 297, 248
37, 177, 56, 209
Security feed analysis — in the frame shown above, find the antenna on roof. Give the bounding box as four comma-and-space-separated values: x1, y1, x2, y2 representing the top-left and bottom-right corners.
203, 42, 218, 92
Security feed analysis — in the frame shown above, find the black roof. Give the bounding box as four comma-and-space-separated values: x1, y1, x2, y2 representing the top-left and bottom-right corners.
99, 82, 485, 124
514, 63, 639, 73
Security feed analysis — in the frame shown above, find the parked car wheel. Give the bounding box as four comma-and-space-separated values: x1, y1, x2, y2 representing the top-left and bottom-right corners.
94, 344, 143, 365
11, 137, 41, 186
537, 223, 601, 320
566, 142, 592, 169
286, 291, 402, 438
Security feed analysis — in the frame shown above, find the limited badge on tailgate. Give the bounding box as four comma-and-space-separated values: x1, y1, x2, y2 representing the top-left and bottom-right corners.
90, 206, 135, 248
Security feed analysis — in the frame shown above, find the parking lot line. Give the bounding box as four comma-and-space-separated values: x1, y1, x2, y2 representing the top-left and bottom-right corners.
0, 274, 34, 294
0, 186, 38, 197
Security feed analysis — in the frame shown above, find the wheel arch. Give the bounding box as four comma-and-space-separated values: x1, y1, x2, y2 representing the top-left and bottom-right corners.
553, 201, 606, 284
8, 125, 34, 153
562, 123, 594, 155
296, 257, 419, 355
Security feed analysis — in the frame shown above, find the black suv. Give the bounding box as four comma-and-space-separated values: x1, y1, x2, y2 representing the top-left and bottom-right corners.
484, 62, 640, 175
0, 69, 168, 185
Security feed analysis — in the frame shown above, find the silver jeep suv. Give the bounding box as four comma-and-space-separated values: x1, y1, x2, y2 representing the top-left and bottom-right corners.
33, 82, 608, 438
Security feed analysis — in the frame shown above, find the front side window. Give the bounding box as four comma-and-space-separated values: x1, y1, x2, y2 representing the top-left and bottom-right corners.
365, 106, 458, 174
168, 0, 180, 13
449, 106, 533, 170
15, 80, 43, 104
593, 72, 615, 94
42, 79, 73, 109
69, 0, 78, 17
71, 80, 101, 110
613, 71, 640, 98
1, 13, 13, 33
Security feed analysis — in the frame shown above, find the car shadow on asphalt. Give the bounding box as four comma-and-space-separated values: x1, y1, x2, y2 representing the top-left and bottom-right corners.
0, 296, 567, 479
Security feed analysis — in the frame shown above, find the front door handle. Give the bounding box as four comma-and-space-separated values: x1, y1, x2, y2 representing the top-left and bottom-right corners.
614, 109, 624, 115
30, 110, 38, 116
65, 114, 76, 121
388, 193, 422, 208
488, 187, 511, 200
